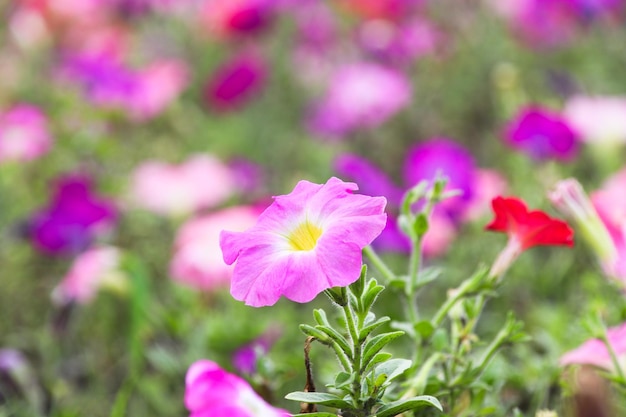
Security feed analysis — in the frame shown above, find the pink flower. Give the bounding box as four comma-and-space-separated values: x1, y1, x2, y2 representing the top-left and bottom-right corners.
564, 95, 626, 144
462, 169, 509, 222
220, 177, 387, 306
591, 168, 626, 281
129, 154, 236, 216
307, 62, 411, 138
203, 53, 267, 112
0, 104, 52, 163
199, 0, 275, 39
185, 360, 290, 417
52, 246, 124, 305
560, 322, 626, 373
170, 207, 261, 290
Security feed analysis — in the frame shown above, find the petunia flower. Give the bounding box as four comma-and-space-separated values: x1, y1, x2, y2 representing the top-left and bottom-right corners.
28, 175, 118, 255
307, 62, 411, 138
504, 106, 579, 161
560, 321, 626, 374
232, 327, 280, 374
564, 95, 626, 144
203, 52, 267, 112
486, 196, 574, 276
129, 154, 236, 217
199, 0, 275, 39
170, 206, 261, 291
185, 360, 290, 417
220, 177, 387, 307
0, 104, 53, 164
52, 246, 126, 305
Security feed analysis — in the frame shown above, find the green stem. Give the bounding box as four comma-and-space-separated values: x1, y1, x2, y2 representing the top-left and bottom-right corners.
363, 246, 397, 283
600, 331, 626, 383
342, 287, 363, 409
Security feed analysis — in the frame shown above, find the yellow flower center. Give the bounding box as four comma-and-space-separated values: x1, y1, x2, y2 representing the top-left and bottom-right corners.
287, 220, 322, 251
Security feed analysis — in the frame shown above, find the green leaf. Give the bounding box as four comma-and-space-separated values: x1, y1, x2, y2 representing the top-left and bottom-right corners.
413, 213, 429, 238
359, 316, 391, 341
313, 309, 330, 327
332, 372, 354, 389
361, 279, 385, 312
350, 265, 367, 297
373, 359, 412, 387
414, 267, 442, 290
285, 392, 353, 409
300, 324, 331, 343
316, 325, 352, 356
414, 321, 435, 339
291, 414, 339, 417
362, 352, 393, 373
375, 395, 443, 417
362, 331, 404, 368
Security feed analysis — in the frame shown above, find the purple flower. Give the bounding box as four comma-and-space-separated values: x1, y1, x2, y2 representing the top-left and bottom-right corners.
28, 175, 118, 255
504, 106, 579, 161
59, 52, 188, 121
232, 328, 280, 374
203, 53, 266, 112
220, 177, 387, 307
403, 138, 477, 219
307, 62, 411, 138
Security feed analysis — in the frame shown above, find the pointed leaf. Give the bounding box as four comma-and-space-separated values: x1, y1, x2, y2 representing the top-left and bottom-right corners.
373, 359, 412, 387
375, 395, 443, 417
362, 331, 404, 368
285, 392, 352, 409
359, 316, 391, 341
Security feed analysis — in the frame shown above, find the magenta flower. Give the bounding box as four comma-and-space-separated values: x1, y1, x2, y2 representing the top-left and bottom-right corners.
220, 177, 387, 307
170, 206, 261, 291
129, 154, 236, 217
52, 246, 124, 305
185, 360, 290, 417
307, 62, 411, 138
560, 322, 626, 373
203, 53, 267, 112
59, 52, 188, 121
504, 106, 579, 161
0, 104, 52, 164
403, 138, 477, 219
28, 175, 118, 255
199, 0, 275, 39
232, 327, 280, 374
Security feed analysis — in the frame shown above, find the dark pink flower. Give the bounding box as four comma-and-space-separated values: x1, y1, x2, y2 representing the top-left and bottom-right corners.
199, 0, 275, 39
28, 175, 118, 255
504, 106, 579, 161
203, 53, 266, 112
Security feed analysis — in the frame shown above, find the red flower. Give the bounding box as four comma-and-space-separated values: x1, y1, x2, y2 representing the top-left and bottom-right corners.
486, 196, 574, 249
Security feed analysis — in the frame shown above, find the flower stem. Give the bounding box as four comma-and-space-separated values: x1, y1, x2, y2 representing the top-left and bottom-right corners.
341, 287, 363, 409
363, 246, 397, 283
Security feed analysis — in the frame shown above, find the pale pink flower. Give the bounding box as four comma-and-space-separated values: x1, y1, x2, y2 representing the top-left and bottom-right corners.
422, 212, 457, 258
220, 177, 387, 306
591, 168, 626, 281
564, 95, 626, 144
0, 104, 53, 164
185, 360, 290, 417
308, 62, 411, 138
129, 60, 189, 121
52, 246, 124, 305
560, 322, 626, 373
462, 169, 509, 222
129, 154, 236, 216
170, 206, 261, 290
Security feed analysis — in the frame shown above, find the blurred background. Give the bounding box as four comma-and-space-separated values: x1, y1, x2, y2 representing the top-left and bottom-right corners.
1, 0, 626, 416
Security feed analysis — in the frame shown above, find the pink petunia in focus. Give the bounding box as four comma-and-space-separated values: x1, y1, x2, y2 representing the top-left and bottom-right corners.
564, 95, 626, 144
129, 154, 236, 217
170, 206, 261, 291
185, 360, 290, 417
0, 104, 53, 164
52, 246, 125, 305
307, 62, 411, 138
220, 177, 387, 307
560, 322, 626, 374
